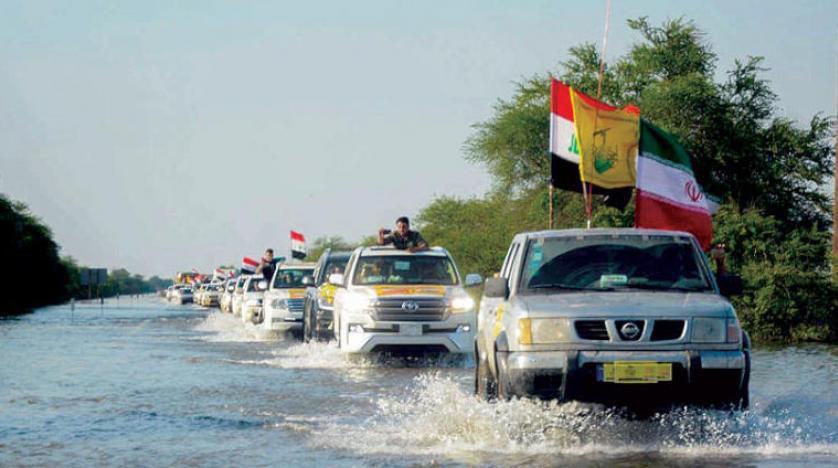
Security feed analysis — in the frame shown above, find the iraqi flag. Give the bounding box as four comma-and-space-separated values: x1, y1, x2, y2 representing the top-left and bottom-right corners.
290, 230, 306, 260
635, 119, 720, 251
241, 256, 259, 274
550, 79, 634, 209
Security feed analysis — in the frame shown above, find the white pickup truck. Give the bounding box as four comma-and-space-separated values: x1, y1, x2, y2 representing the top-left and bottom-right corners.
475, 228, 750, 410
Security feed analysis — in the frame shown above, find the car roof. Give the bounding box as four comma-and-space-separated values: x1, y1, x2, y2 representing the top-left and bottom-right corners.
279, 263, 316, 270
356, 245, 450, 257
515, 228, 697, 242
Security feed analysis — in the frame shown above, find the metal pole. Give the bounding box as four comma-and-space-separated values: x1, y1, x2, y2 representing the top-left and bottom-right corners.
549, 184, 555, 229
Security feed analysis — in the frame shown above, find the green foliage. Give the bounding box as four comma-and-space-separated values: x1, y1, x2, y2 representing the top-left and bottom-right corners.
306, 236, 357, 261
0, 194, 70, 315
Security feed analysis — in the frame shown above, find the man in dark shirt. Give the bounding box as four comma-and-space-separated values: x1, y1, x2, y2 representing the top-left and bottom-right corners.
255, 248, 276, 282
377, 216, 428, 252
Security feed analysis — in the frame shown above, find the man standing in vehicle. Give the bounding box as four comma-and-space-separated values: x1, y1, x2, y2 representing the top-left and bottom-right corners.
377, 216, 428, 252
256, 248, 275, 282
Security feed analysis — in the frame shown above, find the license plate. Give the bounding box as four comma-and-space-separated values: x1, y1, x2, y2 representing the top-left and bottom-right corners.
401, 323, 422, 336
599, 361, 672, 384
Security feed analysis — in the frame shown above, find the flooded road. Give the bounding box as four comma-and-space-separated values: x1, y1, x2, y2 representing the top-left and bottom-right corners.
1, 298, 835, 466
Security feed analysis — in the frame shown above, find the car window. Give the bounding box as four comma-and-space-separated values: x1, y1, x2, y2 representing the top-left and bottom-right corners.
519, 235, 711, 293
352, 256, 457, 285
273, 268, 314, 288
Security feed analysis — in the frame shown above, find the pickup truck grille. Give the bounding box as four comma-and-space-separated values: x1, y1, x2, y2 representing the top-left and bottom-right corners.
287, 298, 304, 313
371, 297, 447, 322
575, 320, 609, 340
650, 320, 685, 341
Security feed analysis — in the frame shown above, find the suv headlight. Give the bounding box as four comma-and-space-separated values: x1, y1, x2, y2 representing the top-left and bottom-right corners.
344, 292, 374, 311
692, 317, 741, 343
449, 295, 475, 313
246, 298, 263, 307
518, 318, 570, 344
272, 299, 288, 309
317, 297, 334, 309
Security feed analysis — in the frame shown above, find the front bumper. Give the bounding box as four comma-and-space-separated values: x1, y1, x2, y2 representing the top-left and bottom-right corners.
342, 313, 476, 354
499, 349, 747, 402
263, 305, 303, 331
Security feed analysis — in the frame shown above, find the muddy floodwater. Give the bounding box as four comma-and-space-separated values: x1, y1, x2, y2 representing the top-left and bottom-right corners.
1, 298, 835, 467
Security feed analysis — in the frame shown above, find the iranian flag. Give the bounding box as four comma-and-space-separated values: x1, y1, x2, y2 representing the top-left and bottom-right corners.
290, 230, 306, 260
241, 256, 259, 274
635, 120, 719, 250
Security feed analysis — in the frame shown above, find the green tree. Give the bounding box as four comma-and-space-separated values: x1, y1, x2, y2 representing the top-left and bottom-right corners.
306, 236, 357, 261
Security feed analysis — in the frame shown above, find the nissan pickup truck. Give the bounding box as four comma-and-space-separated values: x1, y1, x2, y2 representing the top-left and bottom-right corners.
475, 228, 749, 410
331, 246, 482, 355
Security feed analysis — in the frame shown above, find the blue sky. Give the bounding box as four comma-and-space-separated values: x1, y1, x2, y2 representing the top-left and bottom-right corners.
1, 0, 835, 276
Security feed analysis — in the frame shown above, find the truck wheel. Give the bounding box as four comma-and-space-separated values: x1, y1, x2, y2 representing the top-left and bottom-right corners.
495, 351, 512, 401
475, 344, 496, 400
303, 305, 312, 343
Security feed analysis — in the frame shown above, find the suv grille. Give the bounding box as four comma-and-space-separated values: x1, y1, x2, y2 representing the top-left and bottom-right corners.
650, 320, 685, 341
371, 297, 447, 322
575, 320, 609, 340
287, 298, 304, 313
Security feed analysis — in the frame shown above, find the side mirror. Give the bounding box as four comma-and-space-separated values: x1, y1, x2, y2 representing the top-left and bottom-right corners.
301, 276, 314, 286
258, 280, 268, 291
464, 273, 483, 288
717, 274, 743, 297
483, 277, 509, 299
328, 273, 344, 286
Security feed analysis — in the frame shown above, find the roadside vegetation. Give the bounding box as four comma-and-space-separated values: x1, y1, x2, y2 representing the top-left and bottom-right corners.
1, 193, 171, 316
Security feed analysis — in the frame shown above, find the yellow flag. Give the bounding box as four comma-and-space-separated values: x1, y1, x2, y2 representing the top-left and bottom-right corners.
571, 89, 639, 189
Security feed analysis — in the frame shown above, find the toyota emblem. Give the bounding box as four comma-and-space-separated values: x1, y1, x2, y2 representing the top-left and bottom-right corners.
401, 301, 419, 312
620, 322, 641, 339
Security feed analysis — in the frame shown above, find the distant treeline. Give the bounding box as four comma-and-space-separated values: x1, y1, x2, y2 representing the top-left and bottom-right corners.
1, 194, 171, 316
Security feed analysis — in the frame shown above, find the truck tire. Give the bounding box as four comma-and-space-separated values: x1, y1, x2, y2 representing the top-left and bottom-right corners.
475, 343, 496, 400
495, 350, 512, 401
303, 303, 313, 343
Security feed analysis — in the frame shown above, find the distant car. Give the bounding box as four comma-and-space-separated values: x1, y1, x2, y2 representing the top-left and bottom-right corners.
231, 275, 249, 317
171, 286, 193, 305
240, 275, 268, 324
201, 282, 223, 307
220, 278, 236, 312
332, 246, 481, 356
475, 228, 750, 410
258, 263, 316, 332
303, 249, 351, 342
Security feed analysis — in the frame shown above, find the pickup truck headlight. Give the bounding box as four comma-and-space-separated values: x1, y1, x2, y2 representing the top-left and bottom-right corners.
518, 318, 570, 344
692, 317, 729, 343
449, 296, 475, 313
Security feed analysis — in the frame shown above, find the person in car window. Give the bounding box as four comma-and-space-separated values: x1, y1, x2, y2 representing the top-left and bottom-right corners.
256, 248, 275, 282
377, 216, 428, 252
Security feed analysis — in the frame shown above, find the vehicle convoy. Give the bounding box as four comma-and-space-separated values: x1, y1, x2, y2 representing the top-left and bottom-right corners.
255, 263, 316, 331
303, 250, 351, 342
331, 246, 482, 355
231, 275, 249, 317
240, 275, 268, 324
220, 278, 236, 313
474, 229, 750, 409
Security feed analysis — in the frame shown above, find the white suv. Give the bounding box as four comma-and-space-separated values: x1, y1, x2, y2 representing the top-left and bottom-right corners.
258, 263, 316, 331
331, 246, 482, 355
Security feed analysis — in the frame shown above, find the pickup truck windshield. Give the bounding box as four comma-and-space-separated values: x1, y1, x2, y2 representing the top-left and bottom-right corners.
353, 256, 458, 285
521, 235, 712, 293
273, 268, 313, 289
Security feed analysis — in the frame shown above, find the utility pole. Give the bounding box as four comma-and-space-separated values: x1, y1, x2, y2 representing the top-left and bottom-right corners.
832, 122, 837, 279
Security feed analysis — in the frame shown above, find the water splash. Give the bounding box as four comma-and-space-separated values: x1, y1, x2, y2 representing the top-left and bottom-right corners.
313, 373, 838, 461
192, 312, 280, 342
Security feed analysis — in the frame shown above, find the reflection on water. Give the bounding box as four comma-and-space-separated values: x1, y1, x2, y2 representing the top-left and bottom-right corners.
0, 299, 835, 467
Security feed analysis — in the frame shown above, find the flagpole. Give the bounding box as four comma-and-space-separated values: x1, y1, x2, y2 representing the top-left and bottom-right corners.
584, 0, 612, 229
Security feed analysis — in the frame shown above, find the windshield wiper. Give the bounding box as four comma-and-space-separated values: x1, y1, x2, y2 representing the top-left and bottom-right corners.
621, 283, 711, 292
529, 283, 609, 291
